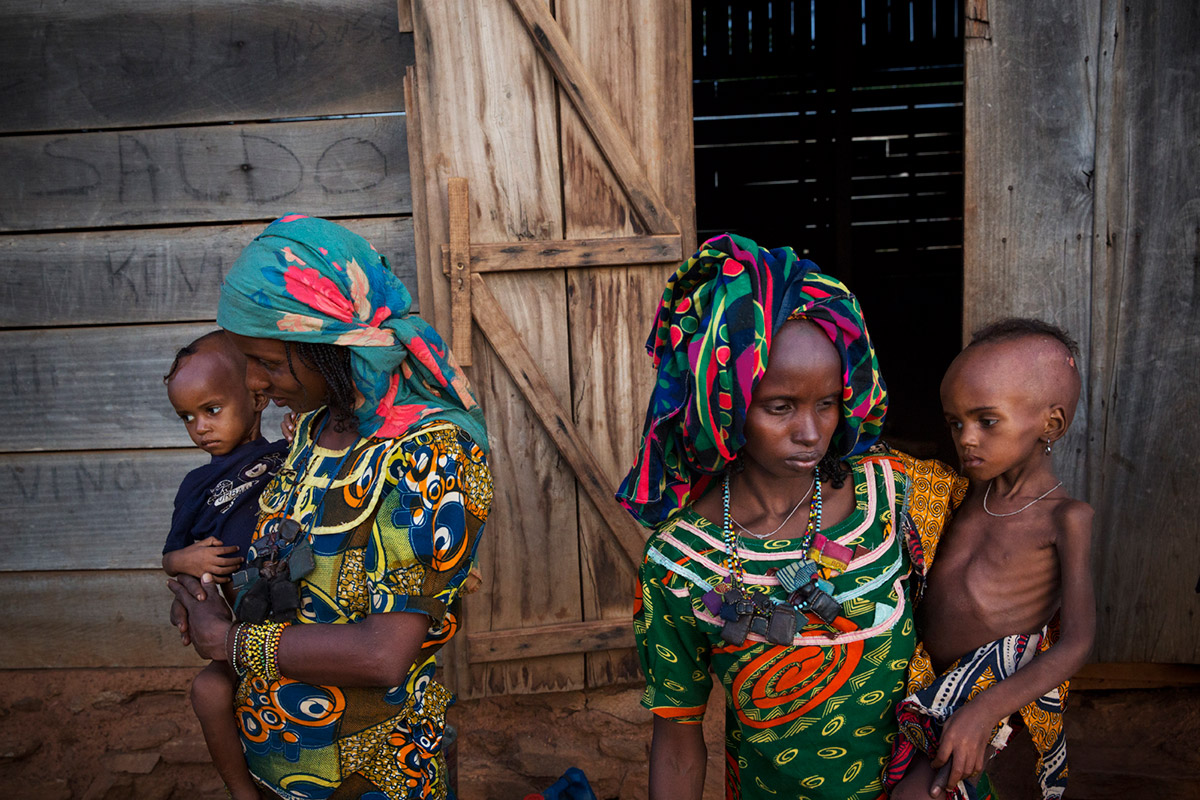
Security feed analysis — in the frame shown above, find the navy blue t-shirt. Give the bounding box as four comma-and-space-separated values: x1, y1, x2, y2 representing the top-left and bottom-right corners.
163, 437, 288, 562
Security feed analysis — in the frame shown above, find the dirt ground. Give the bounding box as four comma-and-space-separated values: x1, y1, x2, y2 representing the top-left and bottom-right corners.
1, 668, 1198, 799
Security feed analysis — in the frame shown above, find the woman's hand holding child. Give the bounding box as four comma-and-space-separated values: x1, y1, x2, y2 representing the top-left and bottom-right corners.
168, 573, 234, 661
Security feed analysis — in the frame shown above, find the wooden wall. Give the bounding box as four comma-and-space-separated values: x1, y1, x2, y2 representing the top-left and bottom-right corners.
963, 0, 1200, 663
0, 0, 416, 669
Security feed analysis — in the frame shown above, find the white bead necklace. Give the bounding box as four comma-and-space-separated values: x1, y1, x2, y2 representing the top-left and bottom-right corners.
729, 475, 817, 539
982, 480, 1063, 518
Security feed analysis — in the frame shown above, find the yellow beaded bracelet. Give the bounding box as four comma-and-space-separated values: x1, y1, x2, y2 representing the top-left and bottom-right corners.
236, 621, 291, 682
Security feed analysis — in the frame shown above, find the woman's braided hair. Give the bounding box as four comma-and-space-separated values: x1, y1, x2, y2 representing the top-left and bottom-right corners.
284, 342, 358, 433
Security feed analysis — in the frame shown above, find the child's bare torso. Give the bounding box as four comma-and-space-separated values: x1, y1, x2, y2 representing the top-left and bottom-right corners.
918, 495, 1067, 673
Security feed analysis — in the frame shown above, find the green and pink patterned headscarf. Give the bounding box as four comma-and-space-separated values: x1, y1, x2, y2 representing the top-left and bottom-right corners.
616, 233, 886, 528
217, 214, 488, 448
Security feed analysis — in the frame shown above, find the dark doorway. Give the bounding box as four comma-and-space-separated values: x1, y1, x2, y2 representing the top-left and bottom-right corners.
693, 0, 963, 458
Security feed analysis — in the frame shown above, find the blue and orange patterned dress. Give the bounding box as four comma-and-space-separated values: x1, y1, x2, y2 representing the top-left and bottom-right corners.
237, 410, 492, 799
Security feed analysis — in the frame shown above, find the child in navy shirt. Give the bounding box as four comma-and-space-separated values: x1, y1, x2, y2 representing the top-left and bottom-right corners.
163, 330, 286, 799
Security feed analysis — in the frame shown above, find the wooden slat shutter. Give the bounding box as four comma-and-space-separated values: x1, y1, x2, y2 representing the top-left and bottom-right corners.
406, 0, 695, 697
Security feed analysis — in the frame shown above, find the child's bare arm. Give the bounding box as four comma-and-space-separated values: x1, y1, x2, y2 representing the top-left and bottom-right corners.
649, 715, 706, 800
930, 501, 1095, 795
162, 537, 243, 582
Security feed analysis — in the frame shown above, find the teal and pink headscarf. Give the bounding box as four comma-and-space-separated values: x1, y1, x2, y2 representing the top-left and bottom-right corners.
616, 233, 886, 529
217, 214, 488, 448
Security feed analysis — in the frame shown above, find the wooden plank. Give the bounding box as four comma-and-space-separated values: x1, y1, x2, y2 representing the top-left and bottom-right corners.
965, 0, 992, 40
470, 274, 646, 571
1071, 662, 1200, 691
963, 0, 1099, 498
459, 273, 582, 699
410, 0, 578, 698
558, 0, 695, 689
1087, 0, 1200, 663
0, 570, 206, 669
0, 0, 412, 132
440, 234, 683, 273
0, 116, 410, 232
0, 218, 416, 328
0, 449, 206, 572
404, 67, 437, 339
507, 0, 679, 235
397, 0, 414, 32
467, 619, 634, 663
447, 178, 473, 365
0, 323, 279, 453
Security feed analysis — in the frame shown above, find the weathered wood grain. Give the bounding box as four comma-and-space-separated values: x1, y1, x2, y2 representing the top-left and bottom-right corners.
1087, 0, 1200, 663
447, 179, 473, 365
559, 0, 695, 688
0, 117, 410, 232
409, 0, 562, 338
0, 450, 206, 572
396, 0, 414, 33
411, 0, 579, 698
467, 619, 634, 663
470, 273, 647, 570
0, 0, 412, 132
962, 0, 1099, 498
1071, 662, 1200, 691
0, 218, 417, 327
966, 0, 1200, 665
0, 323, 280, 453
460, 273, 582, 699
509, 0, 679, 235
0, 570, 206, 668
439, 234, 683, 273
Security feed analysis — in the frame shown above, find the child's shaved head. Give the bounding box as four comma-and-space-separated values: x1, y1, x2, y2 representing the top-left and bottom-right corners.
164, 330, 243, 385
954, 318, 1082, 426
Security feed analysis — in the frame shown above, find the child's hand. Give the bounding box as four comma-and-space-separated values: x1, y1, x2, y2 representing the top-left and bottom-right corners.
281, 412, 299, 444
929, 700, 996, 795
168, 537, 242, 583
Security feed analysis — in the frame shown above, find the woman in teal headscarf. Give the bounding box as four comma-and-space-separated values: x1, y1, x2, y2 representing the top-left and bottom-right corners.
170, 214, 492, 800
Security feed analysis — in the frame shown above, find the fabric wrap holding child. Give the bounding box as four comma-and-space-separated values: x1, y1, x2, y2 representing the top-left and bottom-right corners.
209, 214, 492, 800
616, 232, 886, 528
621, 233, 929, 800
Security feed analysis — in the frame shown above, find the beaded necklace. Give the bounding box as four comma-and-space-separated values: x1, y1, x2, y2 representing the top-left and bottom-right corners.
712, 468, 848, 646
722, 468, 822, 585
231, 411, 358, 623
729, 474, 816, 539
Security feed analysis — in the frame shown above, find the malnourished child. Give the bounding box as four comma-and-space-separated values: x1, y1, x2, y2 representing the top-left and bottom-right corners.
887, 319, 1095, 800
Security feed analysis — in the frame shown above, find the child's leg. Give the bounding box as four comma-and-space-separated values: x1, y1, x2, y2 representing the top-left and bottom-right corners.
891, 749, 992, 800
191, 661, 263, 800
890, 751, 943, 800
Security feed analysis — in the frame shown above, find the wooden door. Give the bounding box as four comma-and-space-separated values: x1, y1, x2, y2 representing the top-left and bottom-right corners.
406, 0, 695, 697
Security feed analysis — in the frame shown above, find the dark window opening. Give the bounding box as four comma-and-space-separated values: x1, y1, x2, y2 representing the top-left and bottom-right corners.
693, 0, 963, 460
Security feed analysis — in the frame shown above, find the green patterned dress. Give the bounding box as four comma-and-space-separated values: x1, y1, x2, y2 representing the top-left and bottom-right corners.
636, 454, 914, 800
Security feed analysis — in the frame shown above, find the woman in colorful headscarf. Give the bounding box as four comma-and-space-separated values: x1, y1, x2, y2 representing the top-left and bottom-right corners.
169, 214, 492, 800
617, 234, 955, 800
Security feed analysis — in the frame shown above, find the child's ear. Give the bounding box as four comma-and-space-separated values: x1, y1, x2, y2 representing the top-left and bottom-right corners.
252, 391, 269, 413
1043, 404, 1068, 442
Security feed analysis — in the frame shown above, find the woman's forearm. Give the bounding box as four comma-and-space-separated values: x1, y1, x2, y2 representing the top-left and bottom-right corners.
273, 611, 433, 687
649, 715, 706, 800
